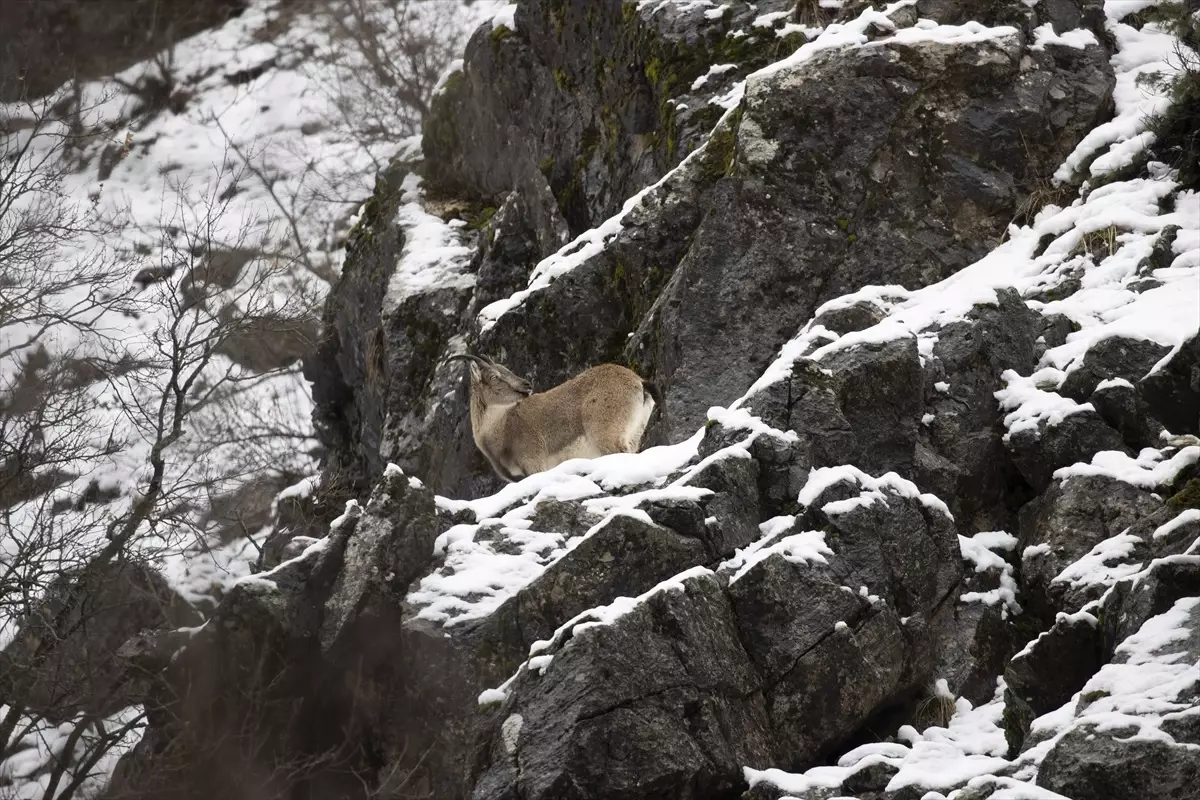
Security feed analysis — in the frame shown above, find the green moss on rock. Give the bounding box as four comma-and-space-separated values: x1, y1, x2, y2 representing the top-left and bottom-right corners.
698, 110, 740, 180
490, 24, 514, 45
1168, 478, 1200, 511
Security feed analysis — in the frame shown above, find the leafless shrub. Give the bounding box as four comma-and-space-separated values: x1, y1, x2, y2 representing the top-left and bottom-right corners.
310, 0, 472, 167
1, 83, 318, 798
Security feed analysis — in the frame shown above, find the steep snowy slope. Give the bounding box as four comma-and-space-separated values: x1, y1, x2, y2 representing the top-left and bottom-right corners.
0, 0, 494, 796
24, 0, 1200, 798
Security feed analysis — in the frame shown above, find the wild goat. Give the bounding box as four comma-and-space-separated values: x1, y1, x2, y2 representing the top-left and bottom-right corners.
446, 354, 661, 482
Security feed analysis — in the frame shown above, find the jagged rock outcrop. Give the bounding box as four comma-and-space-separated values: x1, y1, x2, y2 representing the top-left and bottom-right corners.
1034, 596, 1200, 800
111, 2, 1200, 800
308, 0, 1117, 500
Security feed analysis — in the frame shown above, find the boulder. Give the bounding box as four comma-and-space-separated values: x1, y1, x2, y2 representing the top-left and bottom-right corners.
104, 508, 365, 800
1089, 379, 1166, 450
1036, 598, 1200, 799
1004, 410, 1128, 493
1140, 333, 1200, 436
471, 571, 776, 800
1017, 474, 1161, 619
1058, 335, 1172, 402
1005, 612, 1103, 721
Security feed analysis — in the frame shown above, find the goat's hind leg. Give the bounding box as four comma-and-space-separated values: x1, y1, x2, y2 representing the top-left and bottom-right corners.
624, 396, 655, 453
588, 428, 635, 456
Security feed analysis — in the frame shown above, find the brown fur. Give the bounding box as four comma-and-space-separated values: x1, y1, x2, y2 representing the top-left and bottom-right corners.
454, 358, 657, 482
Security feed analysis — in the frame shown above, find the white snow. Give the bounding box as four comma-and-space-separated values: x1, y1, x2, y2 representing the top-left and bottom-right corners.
752, 11, 792, 29
1094, 376, 1135, 391
959, 531, 1022, 616
690, 63, 738, 90
477, 687, 507, 706
491, 3, 518, 31
383, 173, 476, 312
411, 426, 778, 626
276, 475, 318, 501
749, 682, 1013, 797
707, 405, 798, 443
0, 0, 500, 622
995, 368, 1092, 437
720, 526, 833, 584
1153, 509, 1200, 541
1054, 445, 1200, 488
798, 465, 954, 520
745, 765, 847, 795
1051, 530, 1144, 589
1053, 597, 1199, 745
1056, 19, 1190, 182
1030, 24, 1100, 51
0, 704, 144, 799
1024, 543, 1053, 560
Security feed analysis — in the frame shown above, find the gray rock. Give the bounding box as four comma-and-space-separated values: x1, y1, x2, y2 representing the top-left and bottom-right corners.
1140, 334, 1200, 436
917, 289, 1041, 532
1058, 335, 1172, 402
1005, 613, 1103, 720
424, 0, 797, 236
811, 299, 887, 336
1, 0, 247, 102
1089, 379, 1166, 450
731, 482, 960, 769
1147, 507, 1200, 558
1037, 313, 1080, 354
465, 186, 562, 319
633, 33, 1114, 444
1098, 553, 1200, 651
746, 337, 924, 484
496, 513, 708, 651
472, 571, 776, 800
843, 757, 901, 793
1038, 725, 1200, 800
321, 466, 439, 654
104, 512, 363, 800
1004, 410, 1128, 493
1032, 597, 1200, 796
108, 3, 1176, 797
932, 530, 1025, 705
310, 11, 1116, 499
679, 450, 762, 557
0, 561, 201, 720
1018, 475, 1161, 619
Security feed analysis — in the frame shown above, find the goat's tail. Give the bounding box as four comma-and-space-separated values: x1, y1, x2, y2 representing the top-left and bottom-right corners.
642, 379, 664, 420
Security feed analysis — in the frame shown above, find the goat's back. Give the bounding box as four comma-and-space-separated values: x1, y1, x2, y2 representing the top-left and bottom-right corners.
519, 364, 646, 449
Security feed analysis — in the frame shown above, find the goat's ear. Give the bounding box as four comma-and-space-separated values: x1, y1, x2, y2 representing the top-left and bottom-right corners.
468, 362, 482, 382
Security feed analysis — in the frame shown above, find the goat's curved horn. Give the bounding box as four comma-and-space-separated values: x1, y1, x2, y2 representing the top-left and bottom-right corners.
444, 354, 487, 366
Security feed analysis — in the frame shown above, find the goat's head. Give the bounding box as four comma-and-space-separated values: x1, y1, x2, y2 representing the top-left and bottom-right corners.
445, 354, 533, 406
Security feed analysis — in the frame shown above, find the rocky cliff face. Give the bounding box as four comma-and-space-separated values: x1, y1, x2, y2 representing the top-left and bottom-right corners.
308, 0, 1118, 501
110, 1, 1200, 799
0, 0, 247, 100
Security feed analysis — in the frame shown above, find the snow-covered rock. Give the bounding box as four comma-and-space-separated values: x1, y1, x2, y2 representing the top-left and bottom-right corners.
83, 0, 1200, 798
